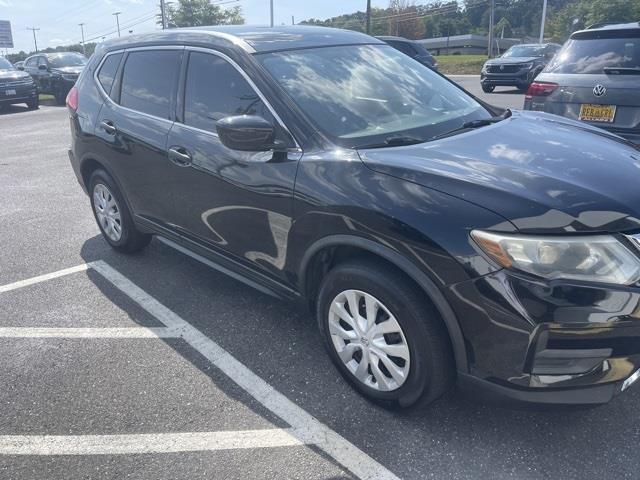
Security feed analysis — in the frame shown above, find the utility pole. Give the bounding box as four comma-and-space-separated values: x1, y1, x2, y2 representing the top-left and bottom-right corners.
539, 0, 548, 43
160, 0, 167, 29
26, 27, 40, 52
365, 0, 371, 34
78, 23, 86, 55
487, 0, 495, 58
269, 0, 274, 27
113, 12, 122, 37
291, 15, 294, 25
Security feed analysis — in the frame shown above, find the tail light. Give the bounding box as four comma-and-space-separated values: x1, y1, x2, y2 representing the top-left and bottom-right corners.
525, 82, 558, 100
66, 86, 78, 112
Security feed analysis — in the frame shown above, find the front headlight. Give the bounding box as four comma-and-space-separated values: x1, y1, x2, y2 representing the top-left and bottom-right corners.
471, 230, 640, 285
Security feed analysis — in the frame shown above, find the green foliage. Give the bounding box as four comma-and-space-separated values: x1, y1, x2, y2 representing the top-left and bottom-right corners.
301, 0, 640, 42
160, 0, 244, 28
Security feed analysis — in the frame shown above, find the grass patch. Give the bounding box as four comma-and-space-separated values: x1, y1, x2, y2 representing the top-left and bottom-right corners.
38, 94, 55, 101
435, 55, 487, 75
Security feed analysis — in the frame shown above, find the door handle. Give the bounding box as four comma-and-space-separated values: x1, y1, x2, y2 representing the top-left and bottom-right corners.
100, 120, 116, 135
167, 146, 192, 166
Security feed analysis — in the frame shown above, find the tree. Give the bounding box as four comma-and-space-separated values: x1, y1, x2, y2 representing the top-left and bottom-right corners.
160, 0, 244, 28
388, 0, 424, 39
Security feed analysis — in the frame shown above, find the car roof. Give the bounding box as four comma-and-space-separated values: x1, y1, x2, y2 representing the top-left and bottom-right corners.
100, 25, 383, 54
572, 22, 640, 39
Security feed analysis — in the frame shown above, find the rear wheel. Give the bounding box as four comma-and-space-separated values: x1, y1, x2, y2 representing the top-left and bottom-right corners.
55, 89, 67, 105
316, 260, 455, 409
89, 169, 151, 253
481, 84, 495, 93
26, 97, 39, 110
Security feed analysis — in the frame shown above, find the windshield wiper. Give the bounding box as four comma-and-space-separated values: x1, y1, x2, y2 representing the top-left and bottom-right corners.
429, 109, 512, 142
356, 134, 426, 150
604, 67, 640, 75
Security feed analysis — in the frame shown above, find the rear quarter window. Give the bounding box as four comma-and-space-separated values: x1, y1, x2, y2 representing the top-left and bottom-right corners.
119, 50, 181, 119
97, 53, 123, 96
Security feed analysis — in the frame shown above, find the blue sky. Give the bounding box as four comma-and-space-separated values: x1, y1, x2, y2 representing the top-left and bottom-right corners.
1, 0, 390, 53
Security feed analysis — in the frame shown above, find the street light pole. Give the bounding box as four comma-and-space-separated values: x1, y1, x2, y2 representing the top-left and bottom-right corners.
113, 12, 122, 37
539, 0, 548, 43
365, 0, 371, 34
79, 23, 86, 55
26, 27, 40, 52
269, 0, 274, 27
160, 0, 167, 29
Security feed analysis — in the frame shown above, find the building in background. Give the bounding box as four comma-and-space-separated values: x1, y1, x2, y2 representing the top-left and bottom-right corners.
417, 34, 539, 56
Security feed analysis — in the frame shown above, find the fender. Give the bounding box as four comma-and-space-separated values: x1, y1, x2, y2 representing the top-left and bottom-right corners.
299, 234, 469, 373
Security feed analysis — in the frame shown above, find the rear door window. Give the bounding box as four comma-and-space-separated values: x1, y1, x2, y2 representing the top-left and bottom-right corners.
182, 51, 274, 134
120, 50, 181, 119
97, 53, 123, 96
545, 36, 640, 74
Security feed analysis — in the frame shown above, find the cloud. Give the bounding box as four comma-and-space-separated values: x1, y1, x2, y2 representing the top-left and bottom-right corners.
0, 0, 14, 6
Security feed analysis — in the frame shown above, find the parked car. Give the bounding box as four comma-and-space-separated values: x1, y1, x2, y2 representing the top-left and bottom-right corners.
377, 36, 438, 70
0, 56, 38, 110
480, 43, 561, 92
68, 26, 640, 409
24, 51, 87, 105
524, 22, 640, 146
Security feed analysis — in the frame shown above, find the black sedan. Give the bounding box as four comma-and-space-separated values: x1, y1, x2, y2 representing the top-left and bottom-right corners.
377, 36, 438, 70
0, 56, 38, 110
481, 43, 560, 92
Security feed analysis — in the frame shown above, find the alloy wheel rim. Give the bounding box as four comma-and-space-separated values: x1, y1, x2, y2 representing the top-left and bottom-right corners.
93, 183, 122, 242
328, 290, 410, 392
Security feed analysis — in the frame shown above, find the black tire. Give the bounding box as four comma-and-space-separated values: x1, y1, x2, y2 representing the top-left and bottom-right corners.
481, 84, 495, 93
26, 97, 39, 110
316, 259, 455, 409
88, 169, 151, 253
55, 90, 67, 105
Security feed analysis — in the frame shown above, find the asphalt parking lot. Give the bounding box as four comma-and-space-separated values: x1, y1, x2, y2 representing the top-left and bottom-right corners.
0, 85, 639, 480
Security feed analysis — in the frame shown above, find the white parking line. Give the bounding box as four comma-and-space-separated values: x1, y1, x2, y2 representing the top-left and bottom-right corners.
0, 262, 400, 479
0, 327, 178, 338
0, 263, 91, 294
91, 260, 400, 480
0, 428, 303, 455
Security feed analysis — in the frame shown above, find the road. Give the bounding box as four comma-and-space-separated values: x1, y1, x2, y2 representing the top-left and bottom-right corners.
448, 75, 526, 110
0, 97, 638, 480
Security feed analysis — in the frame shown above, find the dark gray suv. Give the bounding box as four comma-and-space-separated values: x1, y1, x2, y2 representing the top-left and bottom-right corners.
524, 22, 640, 145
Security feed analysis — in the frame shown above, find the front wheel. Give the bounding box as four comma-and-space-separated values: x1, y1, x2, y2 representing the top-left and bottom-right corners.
316, 260, 455, 409
481, 84, 495, 93
89, 169, 151, 253
26, 97, 39, 110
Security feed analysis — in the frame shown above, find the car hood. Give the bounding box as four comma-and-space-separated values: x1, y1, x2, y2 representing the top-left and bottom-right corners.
358, 111, 640, 234
0, 69, 30, 81
486, 56, 540, 65
51, 65, 84, 75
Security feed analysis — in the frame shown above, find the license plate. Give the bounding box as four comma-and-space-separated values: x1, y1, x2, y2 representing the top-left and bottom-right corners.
5, 89, 16, 96
579, 104, 616, 123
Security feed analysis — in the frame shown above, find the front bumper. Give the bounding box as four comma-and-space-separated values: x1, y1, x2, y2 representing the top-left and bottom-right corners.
0, 84, 37, 105
481, 70, 533, 88
448, 269, 640, 406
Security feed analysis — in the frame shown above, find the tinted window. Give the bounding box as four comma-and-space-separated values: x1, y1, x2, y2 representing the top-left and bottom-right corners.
184, 52, 273, 133
120, 50, 181, 119
389, 41, 416, 57
48, 52, 87, 68
503, 45, 546, 57
25, 57, 37, 67
545, 37, 640, 74
97, 53, 122, 96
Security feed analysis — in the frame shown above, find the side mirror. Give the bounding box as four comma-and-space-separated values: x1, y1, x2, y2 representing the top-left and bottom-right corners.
16, 65, 24, 71
216, 115, 277, 152
38, 64, 47, 71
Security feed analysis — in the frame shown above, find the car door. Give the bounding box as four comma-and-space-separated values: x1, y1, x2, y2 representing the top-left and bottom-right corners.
94, 47, 184, 229
24, 56, 42, 90
165, 48, 300, 284
36, 56, 53, 94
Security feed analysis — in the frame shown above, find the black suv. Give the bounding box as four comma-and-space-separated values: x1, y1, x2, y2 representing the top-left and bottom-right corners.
68, 26, 640, 409
0, 56, 38, 110
481, 43, 561, 92
24, 51, 87, 105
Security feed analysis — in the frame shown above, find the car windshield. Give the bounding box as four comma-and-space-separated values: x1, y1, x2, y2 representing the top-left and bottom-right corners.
502, 45, 545, 58
545, 36, 640, 74
0, 57, 14, 70
48, 53, 87, 68
257, 44, 489, 148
